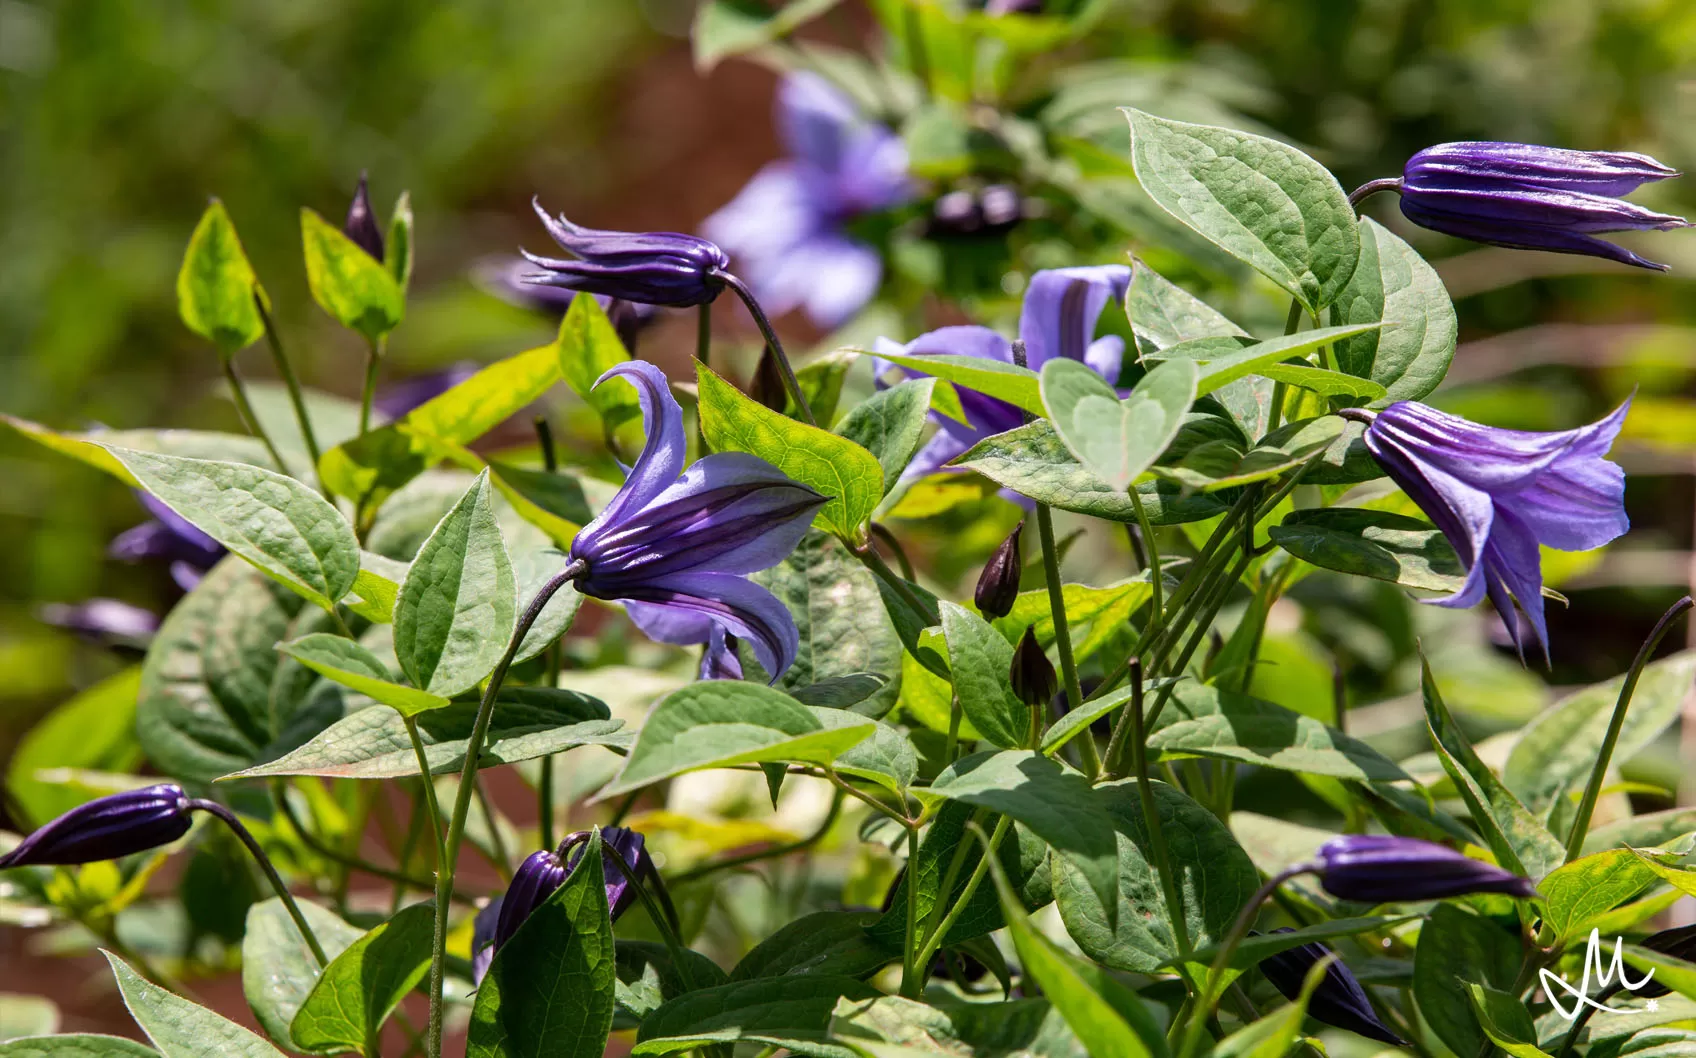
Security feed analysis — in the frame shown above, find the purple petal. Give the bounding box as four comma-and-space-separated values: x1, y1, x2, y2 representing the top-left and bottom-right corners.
613, 572, 800, 681
777, 72, 863, 175
1018, 265, 1132, 372
624, 599, 716, 647
786, 234, 884, 329
1085, 335, 1126, 387
1405, 142, 1681, 198
136, 491, 221, 556
702, 164, 824, 271
572, 362, 688, 557
1499, 400, 1630, 551
901, 431, 976, 487
700, 624, 745, 681
884, 325, 1023, 438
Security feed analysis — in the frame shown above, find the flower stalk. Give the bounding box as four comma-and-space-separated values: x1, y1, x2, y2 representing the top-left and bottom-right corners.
191, 799, 328, 967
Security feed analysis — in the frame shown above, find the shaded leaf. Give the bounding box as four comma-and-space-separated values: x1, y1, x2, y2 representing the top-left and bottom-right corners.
940, 601, 1029, 750
1413, 902, 1522, 1058
1150, 683, 1409, 782
241, 898, 364, 1051
632, 976, 876, 1056
1331, 217, 1457, 405
1269, 508, 1464, 592
834, 378, 938, 493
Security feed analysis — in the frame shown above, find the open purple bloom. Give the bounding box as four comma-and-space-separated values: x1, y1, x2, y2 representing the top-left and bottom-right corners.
568, 361, 825, 679
0, 784, 193, 868
1396, 142, 1689, 270
1257, 930, 1405, 1044
702, 72, 912, 329
1346, 400, 1629, 660
522, 200, 729, 307
109, 490, 225, 592
877, 265, 1131, 487
1314, 835, 1537, 902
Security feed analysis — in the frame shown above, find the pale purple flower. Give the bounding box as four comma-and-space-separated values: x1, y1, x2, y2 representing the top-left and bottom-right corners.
1344, 400, 1630, 659
109, 491, 224, 591
877, 265, 1132, 486
702, 72, 913, 329
568, 361, 826, 679
38, 599, 160, 646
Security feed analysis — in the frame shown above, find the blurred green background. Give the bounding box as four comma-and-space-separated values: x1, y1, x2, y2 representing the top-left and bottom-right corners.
4, 0, 1696, 800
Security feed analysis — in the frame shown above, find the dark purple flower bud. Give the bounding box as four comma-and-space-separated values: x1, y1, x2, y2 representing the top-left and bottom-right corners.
490, 848, 570, 954
38, 599, 160, 646
929, 185, 1024, 237
1314, 835, 1537, 902
983, 0, 1044, 12
0, 784, 193, 868
571, 362, 826, 680
750, 348, 788, 412
373, 363, 482, 420
343, 172, 385, 263
974, 523, 1024, 619
593, 825, 649, 922
1345, 400, 1629, 661
522, 200, 729, 308
1396, 142, 1689, 270
1257, 930, 1405, 1044
1009, 625, 1057, 709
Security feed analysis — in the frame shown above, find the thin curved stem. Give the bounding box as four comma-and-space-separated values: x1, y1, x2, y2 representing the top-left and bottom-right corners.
273, 787, 471, 901
358, 335, 385, 438
869, 522, 916, 582
220, 359, 288, 470
602, 839, 697, 992
1126, 660, 1192, 964
911, 815, 1011, 977
1348, 177, 1404, 210
670, 787, 844, 886
253, 292, 321, 471
192, 799, 327, 967
1036, 503, 1098, 778
720, 273, 815, 425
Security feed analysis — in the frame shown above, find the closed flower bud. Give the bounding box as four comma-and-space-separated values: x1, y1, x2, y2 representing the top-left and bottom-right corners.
490, 848, 570, 955
1009, 625, 1057, 709
928, 185, 1024, 237
523, 199, 729, 307
343, 172, 385, 263
750, 348, 789, 412
1314, 835, 1537, 903
0, 785, 193, 868
974, 523, 1023, 618
1257, 930, 1405, 1045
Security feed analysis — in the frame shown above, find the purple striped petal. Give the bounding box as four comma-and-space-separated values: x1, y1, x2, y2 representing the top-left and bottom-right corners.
611, 571, 800, 681
572, 362, 688, 552
1018, 265, 1132, 372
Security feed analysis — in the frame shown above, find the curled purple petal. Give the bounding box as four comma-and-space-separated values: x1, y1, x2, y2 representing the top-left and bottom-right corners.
523, 199, 728, 307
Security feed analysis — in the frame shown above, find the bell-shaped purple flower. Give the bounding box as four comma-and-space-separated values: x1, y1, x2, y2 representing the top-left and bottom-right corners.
1313, 835, 1537, 903
109, 491, 225, 592
1345, 400, 1630, 660
522, 200, 729, 307
702, 72, 913, 328
0, 784, 193, 868
1257, 930, 1404, 1044
877, 264, 1131, 488
1395, 142, 1689, 270
568, 361, 826, 679
344, 172, 385, 263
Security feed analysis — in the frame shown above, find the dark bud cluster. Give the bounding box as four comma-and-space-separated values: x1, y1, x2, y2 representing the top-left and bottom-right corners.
929, 185, 1023, 238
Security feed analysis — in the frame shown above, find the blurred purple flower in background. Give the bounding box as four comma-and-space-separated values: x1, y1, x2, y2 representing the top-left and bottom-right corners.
1343, 400, 1629, 660
343, 172, 385, 263
373, 363, 481, 420
522, 200, 729, 307
703, 72, 913, 329
110, 491, 225, 592
876, 264, 1131, 486
0, 784, 193, 868
37, 599, 160, 646
567, 361, 826, 679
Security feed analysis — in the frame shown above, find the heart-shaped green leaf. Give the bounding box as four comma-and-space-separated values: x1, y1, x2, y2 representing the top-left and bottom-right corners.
1041, 358, 1198, 491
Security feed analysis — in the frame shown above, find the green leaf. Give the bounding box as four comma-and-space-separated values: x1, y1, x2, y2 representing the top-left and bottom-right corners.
1413, 904, 1523, 1058
1174, 916, 1415, 971
990, 578, 1155, 665
393, 470, 517, 697
1054, 779, 1259, 972
1121, 109, 1359, 313
225, 689, 623, 780
1041, 358, 1197, 492
1269, 508, 1464, 592
729, 910, 891, 982
1622, 946, 1696, 1005
1585, 808, 1696, 856
300, 208, 403, 341
511, 550, 582, 664
1, 416, 281, 484
870, 350, 1044, 420
795, 349, 856, 427
290, 904, 433, 1056
0, 1036, 158, 1057
1145, 324, 1380, 396
138, 559, 346, 785
939, 601, 1029, 750
557, 294, 637, 428
7, 668, 142, 826
830, 995, 1090, 1058
1504, 652, 1696, 814
1150, 683, 1409, 782
923, 750, 1121, 916
488, 461, 604, 546
834, 378, 938, 493
1125, 259, 1270, 440
615, 942, 730, 1029
177, 199, 264, 356
346, 554, 404, 624
1538, 850, 1657, 945
104, 951, 287, 1058
103, 447, 359, 611
0, 995, 58, 1043
1256, 364, 1388, 401
601, 681, 874, 796
697, 364, 881, 539
387, 191, 414, 291
817, 710, 918, 796
745, 532, 901, 719
955, 420, 1231, 526
1212, 981, 1317, 1058
1468, 984, 1551, 1058
1154, 416, 1344, 492
241, 899, 364, 1050
693, 0, 842, 71
1331, 218, 1457, 405
278, 633, 448, 717
1423, 656, 1564, 880
633, 977, 876, 1056
469, 829, 615, 1058
236, 382, 366, 456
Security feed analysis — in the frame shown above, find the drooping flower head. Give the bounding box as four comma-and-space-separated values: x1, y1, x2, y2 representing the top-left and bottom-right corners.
703, 72, 913, 328
567, 361, 826, 679
1343, 400, 1630, 660
877, 264, 1132, 486
1312, 834, 1537, 902
0, 784, 193, 868
1394, 142, 1689, 270
523, 200, 730, 307
1257, 930, 1405, 1044
109, 490, 226, 591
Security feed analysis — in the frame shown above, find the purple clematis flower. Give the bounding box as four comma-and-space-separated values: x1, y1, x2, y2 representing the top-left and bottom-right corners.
1257, 930, 1405, 1044
1312, 834, 1537, 902
0, 784, 193, 868
1342, 400, 1630, 660
522, 201, 729, 307
38, 598, 160, 646
567, 361, 826, 679
702, 72, 913, 329
877, 264, 1132, 487
699, 625, 745, 681
1391, 142, 1689, 270
109, 490, 225, 592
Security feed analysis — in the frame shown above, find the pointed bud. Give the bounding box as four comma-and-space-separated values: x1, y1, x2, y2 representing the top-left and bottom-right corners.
343, 172, 385, 263
1009, 625, 1057, 709
1313, 835, 1537, 902
974, 523, 1023, 618
0, 785, 193, 868
751, 348, 788, 412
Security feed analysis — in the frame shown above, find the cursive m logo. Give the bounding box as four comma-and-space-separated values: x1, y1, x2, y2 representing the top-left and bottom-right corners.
1540, 929, 1658, 1021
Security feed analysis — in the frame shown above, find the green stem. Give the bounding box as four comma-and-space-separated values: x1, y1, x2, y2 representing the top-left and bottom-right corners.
900, 824, 922, 997
426, 562, 584, 1058
1145, 550, 1253, 731
358, 335, 385, 438
721, 273, 815, 426
1035, 503, 1098, 778
870, 522, 917, 581
668, 787, 844, 886
220, 358, 288, 470
854, 539, 938, 626
1564, 596, 1693, 861
253, 292, 322, 471
1264, 300, 1305, 435
695, 302, 712, 456
192, 799, 327, 967
402, 719, 445, 856
274, 788, 468, 900
911, 815, 1011, 976
1126, 659, 1192, 963
474, 779, 513, 881
1127, 486, 1164, 643
535, 413, 561, 853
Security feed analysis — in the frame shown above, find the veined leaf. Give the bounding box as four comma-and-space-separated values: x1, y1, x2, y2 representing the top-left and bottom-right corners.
290, 904, 434, 1056
105, 952, 287, 1058
301, 208, 402, 341
177, 199, 265, 356
939, 601, 1028, 750
1331, 217, 1457, 405
867, 350, 1043, 419
279, 634, 449, 717
1041, 358, 1197, 492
